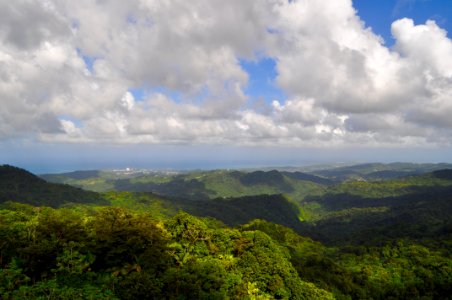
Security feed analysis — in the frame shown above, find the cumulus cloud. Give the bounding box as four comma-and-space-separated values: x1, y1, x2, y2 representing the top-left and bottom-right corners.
1, 0, 452, 147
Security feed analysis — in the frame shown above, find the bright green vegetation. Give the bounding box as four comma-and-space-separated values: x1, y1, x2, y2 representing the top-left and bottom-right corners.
1, 202, 451, 299
103, 192, 177, 220
2, 164, 452, 299
0, 204, 334, 299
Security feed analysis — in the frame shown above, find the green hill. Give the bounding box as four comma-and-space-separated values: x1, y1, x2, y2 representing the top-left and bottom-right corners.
177, 194, 303, 229
282, 171, 334, 185
41, 170, 101, 181
41, 169, 327, 203
4, 166, 309, 234
299, 169, 452, 245
0, 165, 106, 207
311, 162, 452, 181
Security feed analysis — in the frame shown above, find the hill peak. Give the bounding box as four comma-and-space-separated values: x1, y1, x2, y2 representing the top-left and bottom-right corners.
0, 164, 105, 207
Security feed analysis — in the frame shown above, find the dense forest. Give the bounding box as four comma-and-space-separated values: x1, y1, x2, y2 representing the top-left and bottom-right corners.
1, 164, 452, 299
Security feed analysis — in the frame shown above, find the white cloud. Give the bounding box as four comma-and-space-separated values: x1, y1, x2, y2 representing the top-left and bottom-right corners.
271, 0, 420, 114
1, 0, 452, 147
392, 18, 452, 129
0, 0, 70, 50
393, 18, 452, 77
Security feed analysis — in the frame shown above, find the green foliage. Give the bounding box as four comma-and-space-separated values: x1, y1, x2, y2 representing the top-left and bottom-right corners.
9, 279, 117, 300
337, 240, 452, 299
241, 220, 363, 299
112, 271, 164, 300
3, 165, 452, 299
1, 200, 451, 299
236, 230, 308, 299
89, 207, 170, 272
0, 203, 337, 299
165, 212, 212, 265
163, 258, 242, 299
0, 259, 30, 295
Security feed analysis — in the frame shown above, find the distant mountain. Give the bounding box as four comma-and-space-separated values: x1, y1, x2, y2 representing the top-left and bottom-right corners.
282, 171, 334, 186
41, 163, 452, 205
41, 170, 100, 181
432, 169, 452, 180
0, 165, 106, 207
41, 169, 327, 202
310, 162, 452, 181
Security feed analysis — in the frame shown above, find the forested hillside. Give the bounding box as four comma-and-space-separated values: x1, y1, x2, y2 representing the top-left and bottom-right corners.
1, 203, 451, 299
1, 165, 452, 299
0, 165, 106, 207
299, 170, 452, 245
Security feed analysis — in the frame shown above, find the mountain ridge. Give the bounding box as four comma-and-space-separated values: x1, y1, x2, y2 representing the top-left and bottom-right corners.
0, 165, 107, 207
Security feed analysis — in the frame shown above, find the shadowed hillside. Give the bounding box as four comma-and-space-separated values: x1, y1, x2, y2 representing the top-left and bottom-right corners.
177, 194, 302, 229
0, 165, 106, 207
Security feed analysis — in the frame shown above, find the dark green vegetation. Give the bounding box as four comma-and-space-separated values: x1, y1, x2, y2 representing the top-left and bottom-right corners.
0, 165, 106, 207
299, 169, 452, 239
176, 194, 302, 229
1, 163, 452, 299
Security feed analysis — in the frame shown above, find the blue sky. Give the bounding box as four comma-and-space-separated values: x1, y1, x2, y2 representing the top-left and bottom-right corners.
1, 0, 452, 172
354, 0, 452, 43
240, 58, 286, 105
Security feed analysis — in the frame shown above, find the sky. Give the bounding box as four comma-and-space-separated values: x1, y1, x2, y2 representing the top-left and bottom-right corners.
1, 0, 452, 172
